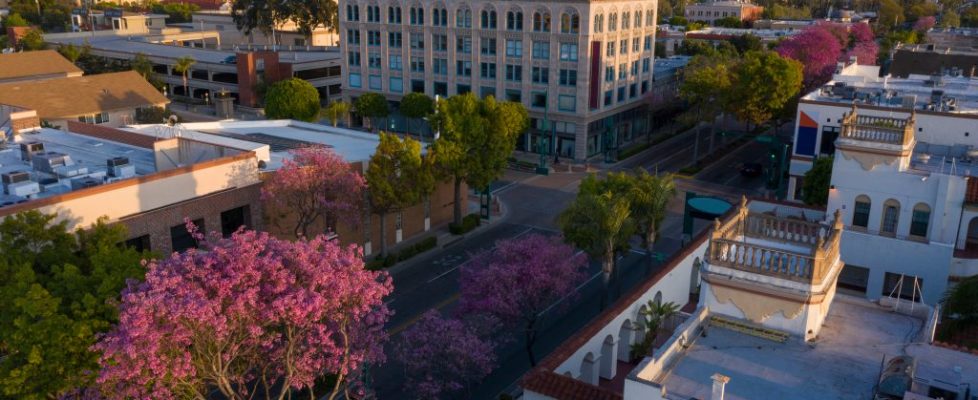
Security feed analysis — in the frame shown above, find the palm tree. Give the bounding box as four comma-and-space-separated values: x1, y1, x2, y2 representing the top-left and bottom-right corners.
559, 191, 634, 287
172, 56, 196, 99
629, 170, 677, 251
631, 300, 680, 360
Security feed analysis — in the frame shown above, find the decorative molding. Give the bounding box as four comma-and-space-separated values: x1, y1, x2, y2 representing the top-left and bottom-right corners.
709, 284, 805, 323
838, 148, 902, 171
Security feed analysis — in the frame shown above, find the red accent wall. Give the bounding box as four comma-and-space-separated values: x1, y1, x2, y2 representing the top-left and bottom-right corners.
235, 51, 294, 108
589, 41, 601, 110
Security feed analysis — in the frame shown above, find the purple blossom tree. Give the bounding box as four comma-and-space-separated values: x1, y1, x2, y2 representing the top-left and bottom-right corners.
395, 311, 496, 399
261, 146, 367, 239
93, 229, 393, 400
848, 23, 875, 44
776, 26, 844, 90
458, 234, 588, 366
914, 16, 936, 32
846, 40, 880, 65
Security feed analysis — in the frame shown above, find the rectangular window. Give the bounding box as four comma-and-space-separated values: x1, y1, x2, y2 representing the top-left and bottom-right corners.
457, 84, 471, 94
532, 41, 550, 59
505, 39, 523, 57
531, 66, 549, 84
631, 60, 639, 76
881, 204, 899, 234
434, 81, 448, 96
642, 58, 650, 72
433, 58, 448, 75
620, 39, 627, 54
456, 60, 472, 76
629, 83, 637, 98
123, 234, 151, 252
911, 208, 930, 238
531, 92, 547, 108
368, 52, 381, 68
644, 35, 652, 50
369, 74, 382, 90
389, 55, 402, 70
411, 56, 425, 72
388, 32, 402, 48
505, 89, 521, 102
457, 36, 472, 53
505, 65, 522, 81
433, 34, 448, 51
606, 42, 615, 57
368, 30, 381, 46
480, 62, 497, 79
604, 90, 612, 106
559, 43, 578, 61
349, 73, 362, 88
559, 69, 577, 86
171, 218, 204, 252
820, 126, 841, 156
632, 38, 640, 52
619, 63, 627, 79
480, 86, 495, 98
346, 29, 360, 44
558, 95, 575, 112
410, 33, 424, 49
220, 206, 250, 237
605, 66, 614, 82
882, 272, 922, 301
348, 51, 361, 66
411, 79, 425, 93
390, 77, 404, 92
481, 38, 497, 55
617, 86, 625, 102
641, 80, 648, 93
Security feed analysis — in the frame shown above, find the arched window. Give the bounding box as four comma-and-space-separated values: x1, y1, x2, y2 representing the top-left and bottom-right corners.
346, 4, 360, 21
388, 6, 402, 23
456, 7, 471, 27
481, 9, 497, 29
852, 195, 871, 229
910, 203, 931, 238
366, 4, 380, 22
608, 12, 618, 31
634, 10, 642, 27
593, 14, 603, 33
881, 199, 901, 235
431, 6, 447, 26
622, 11, 630, 29
410, 6, 424, 25
506, 10, 523, 30
534, 11, 551, 32
560, 11, 579, 33
646, 10, 655, 26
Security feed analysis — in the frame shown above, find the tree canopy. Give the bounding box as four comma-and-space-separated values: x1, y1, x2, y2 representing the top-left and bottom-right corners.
728, 51, 803, 129
802, 156, 833, 206
0, 211, 147, 399
559, 190, 634, 285
366, 133, 431, 255
355, 93, 390, 131
396, 311, 495, 398
264, 78, 321, 122
230, 0, 337, 36
321, 100, 351, 127
430, 93, 528, 225
399, 92, 435, 136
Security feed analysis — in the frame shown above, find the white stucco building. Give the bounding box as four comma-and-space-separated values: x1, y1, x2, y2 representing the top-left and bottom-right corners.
788, 61, 978, 305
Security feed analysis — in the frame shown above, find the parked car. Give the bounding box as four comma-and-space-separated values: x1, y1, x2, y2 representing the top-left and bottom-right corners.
220, 55, 237, 64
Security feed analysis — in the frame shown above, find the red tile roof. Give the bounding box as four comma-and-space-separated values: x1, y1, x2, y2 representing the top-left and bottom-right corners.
523, 370, 622, 400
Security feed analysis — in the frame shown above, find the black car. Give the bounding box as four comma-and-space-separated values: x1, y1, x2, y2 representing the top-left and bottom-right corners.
740, 162, 763, 177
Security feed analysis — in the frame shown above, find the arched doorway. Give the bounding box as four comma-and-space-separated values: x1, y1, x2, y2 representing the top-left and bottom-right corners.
617, 319, 634, 362
580, 352, 597, 385
599, 335, 616, 379
967, 217, 978, 251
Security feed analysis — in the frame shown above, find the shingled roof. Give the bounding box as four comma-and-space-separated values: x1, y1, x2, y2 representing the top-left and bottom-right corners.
0, 50, 83, 82
0, 71, 168, 119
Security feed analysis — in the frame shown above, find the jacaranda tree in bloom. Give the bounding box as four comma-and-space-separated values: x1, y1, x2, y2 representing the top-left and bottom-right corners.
776, 26, 843, 91
93, 226, 392, 400
261, 146, 366, 239
395, 310, 496, 399
458, 234, 588, 366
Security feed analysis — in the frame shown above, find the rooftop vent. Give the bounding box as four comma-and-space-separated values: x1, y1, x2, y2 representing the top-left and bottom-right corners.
2, 171, 39, 197
70, 176, 101, 190
20, 142, 44, 162
106, 157, 135, 178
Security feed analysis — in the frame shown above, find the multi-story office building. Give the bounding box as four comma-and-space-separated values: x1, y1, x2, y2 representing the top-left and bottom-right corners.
788, 61, 978, 305
684, 0, 763, 24
338, 0, 659, 161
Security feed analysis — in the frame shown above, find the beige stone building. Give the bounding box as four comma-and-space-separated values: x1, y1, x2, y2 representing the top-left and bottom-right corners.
339, 0, 659, 161
684, 0, 763, 24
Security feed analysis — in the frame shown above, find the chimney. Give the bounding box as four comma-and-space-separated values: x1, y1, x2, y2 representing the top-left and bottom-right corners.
711, 373, 730, 400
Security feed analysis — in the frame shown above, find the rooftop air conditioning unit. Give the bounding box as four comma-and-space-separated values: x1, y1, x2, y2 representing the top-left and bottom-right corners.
20, 142, 44, 162
2, 171, 39, 197
70, 176, 101, 190
1, 171, 30, 185
106, 157, 135, 178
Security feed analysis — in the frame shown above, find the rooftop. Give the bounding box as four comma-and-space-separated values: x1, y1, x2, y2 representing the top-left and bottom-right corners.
654, 299, 978, 400
0, 71, 168, 119
0, 127, 155, 207
653, 56, 692, 78
0, 50, 82, 82
686, 27, 800, 40
45, 35, 340, 64
125, 120, 382, 167
803, 64, 978, 114
687, 0, 762, 8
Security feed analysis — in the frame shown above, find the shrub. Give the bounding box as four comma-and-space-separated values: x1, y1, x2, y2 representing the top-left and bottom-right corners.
449, 213, 481, 235
366, 236, 438, 270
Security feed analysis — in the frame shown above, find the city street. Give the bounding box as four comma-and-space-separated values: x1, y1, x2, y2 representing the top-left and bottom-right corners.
371, 122, 771, 399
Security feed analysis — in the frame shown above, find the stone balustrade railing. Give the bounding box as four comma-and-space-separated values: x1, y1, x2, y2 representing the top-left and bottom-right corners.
740, 212, 824, 246
709, 238, 817, 282
839, 106, 915, 146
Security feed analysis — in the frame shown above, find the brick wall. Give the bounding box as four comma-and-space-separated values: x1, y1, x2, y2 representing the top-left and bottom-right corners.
117, 183, 264, 254
11, 114, 39, 132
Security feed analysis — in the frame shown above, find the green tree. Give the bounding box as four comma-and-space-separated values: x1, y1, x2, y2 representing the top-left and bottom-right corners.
941, 10, 961, 28
801, 156, 833, 206
4, 13, 31, 27
0, 212, 147, 399
430, 93, 528, 225
630, 171, 677, 251
321, 100, 351, 127
366, 133, 431, 256
230, 0, 338, 41
879, 0, 906, 30
57, 43, 81, 62
18, 28, 45, 51
730, 34, 762, 54
130, 53, 163, 90
680, 54, 733, 160
172, 56, 196, 99
559, 191, 634, 290
713, 16, 743, 28
962, 6, 978, 27
355, 92, 391, 131
399, 92, 435, 137
941, 276, 978, 337
728, 51, 802, 131
264, 78, 321, 121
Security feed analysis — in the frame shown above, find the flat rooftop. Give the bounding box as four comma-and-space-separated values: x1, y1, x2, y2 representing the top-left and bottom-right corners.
0, 128, 155, 206
803, 65, 978, 114
44, 35, 339, 64
658, 299, 978, 400
126, 120, 381, 167
654, 56, 692, 77
686, 27, 801, 40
